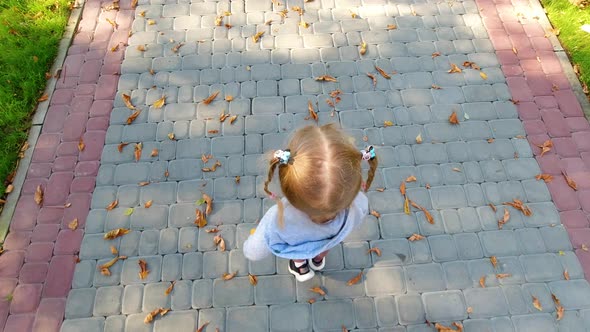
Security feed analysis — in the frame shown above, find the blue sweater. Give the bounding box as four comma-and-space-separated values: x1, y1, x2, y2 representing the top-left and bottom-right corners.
243, 192, 369, 260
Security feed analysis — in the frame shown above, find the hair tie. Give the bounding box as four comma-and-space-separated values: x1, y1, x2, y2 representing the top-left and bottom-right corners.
361, 146, 376, 161
274, 149, 291, 165
269, 192, 277, 200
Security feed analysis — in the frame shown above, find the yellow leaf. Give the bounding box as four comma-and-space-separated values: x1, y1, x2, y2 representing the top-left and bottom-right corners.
68, 218, 78, 230
248, 274, 258, 286
480, 71, 488, 80
153, 96, 166, 108
532, 296, 543, 311
78, 138, 85, 152
203, 91, 220, 105
34, 185, 43, 206
347, 271, 363, 286
252, 31, 265, 43
448, 63, 462, 73
104, 228, 130, 240
383, 120, 394, 127
416, 133, 423, 144
408, 233, 425, 241
359, 42, 367, 55
145, 200, 153, 208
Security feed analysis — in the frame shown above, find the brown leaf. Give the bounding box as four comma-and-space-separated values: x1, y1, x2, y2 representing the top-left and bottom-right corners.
144, 200, 153, 208
77, 138, 85, 152
104, 228, 130, 240
213, 234, 226, 251
118, 142, 129, 152
197, 321, 210, 332
222, 271, 238, 280
466, 307, 473, 314
562, 171, 577, 191
248, 274, 258, 286
431, 84, 442, 90
34, 185, 44, 206
131, 0, 138, 8
5, 184, 14, 194
537, 140, 553, 157
564, 269, 570, 280
219, 110, 230, 122
496, 273, 512, 279
452, 167, 461, 172
448, 63, 462, 73
347, 271, 363, 286
383, 120, 394, 127
171, 43, 184, 53
308, 101, 318, 122
532, 296, 542, 311
387, 24, 397, 30
359, 42, 367, 55
307, 298, 316, 304
38, 94, 49, 102
203, 193, 213, 215
370, 210, 381, 218
367, 247, 382, 257
144, 307, 169, 324
490, 256, 498, 269
408, 233, 425, 241
110, 245, 118, 255
195, 209, 207, 228
252, 31, 265, 43
149, 148, 158, 157
101, 267, 111, 276
225, 95, 234, 102
503, 199, 532, 216
498, 208, 510, 229
400, 181, 406, 196
315, 75, 338, 82
479, 276, 486, 288
535, 174, 553, 182
376, 188, 385, 192
138, 181, 150, 187
136, 45, 146, 52
405, 175, 417, 182
309, 286, 326, 296
68, 218, 78, 230
122, 94, 136, 110
138, 259, 149, 279
448, 111, 459, 124
435, 322, 463, 332
203, 91, 220, 105
432, 52, 441, 58
235, 176, 241, 184
367, 73, 377, 87
106, 200, 119, 211
375, 65, 391, 79
201, 154, 212, 164
510, 98, 520, 105
134, 143, 142, 162
488, 203, 497, 212
205, 227, 220, 233
165, 281, 175, 295
167, 132, 175, 140
99, 256, 121, 269
153, 96, 166, 108
127, 110, 141, 124
229, 115, 238, 124
416, 133, 423, 144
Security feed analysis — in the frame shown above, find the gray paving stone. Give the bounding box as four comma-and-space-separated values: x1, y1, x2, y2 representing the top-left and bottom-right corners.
464, 287, 510, 318
226, 306, 268, 332
61, 318, 104, 332
213, 277, 254, 307
270, 303, 311, 332
72, 260, 96, 289
65, 287, 97, 319
364, 267, 405, 296
153, 310, 196, 332
255, 275, 296, 305
404, 263, 446, 293
93, 286, 123, 317
396, 294, 424, 325
312, 299, 355, 331
422, 290, 467, 322
191, 279, 212, 309
161, 254, 181, 281
520, 253, 564, 282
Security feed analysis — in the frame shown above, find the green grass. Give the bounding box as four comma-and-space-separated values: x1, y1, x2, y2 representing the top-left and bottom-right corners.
0, 0, 71, 195
541, 0, 590, 95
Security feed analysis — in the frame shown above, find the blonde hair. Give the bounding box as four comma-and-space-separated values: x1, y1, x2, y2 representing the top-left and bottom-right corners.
264, 124, 378, 226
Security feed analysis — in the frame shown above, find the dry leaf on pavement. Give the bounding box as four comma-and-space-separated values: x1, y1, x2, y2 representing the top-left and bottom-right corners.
408, 234, 425, 241
78, 138, 85, 152
315, 75, 338, 82
203, 91, 219, 105
68, 218, 78, 230
347, 272, 363, 286
479, 276, 486, 288
416, 133, 423, 143
370, 210, 381, 218
203, 193, 213, 215
165, 281, 175, 295
367, 247, 381, 256
34, 185, 43, 206
138, 259, 149, 279
153, 96, 166, 108
498, 208, 510, 229
195, 209, 207, 228
562, 171, 577, 191
535, 174, 553, 182
134, 143, 142, 162
490, 256, 498, 268
110, 245, 118, 255
308, 101, 318, 122
448, 63, 462, 73
375, 65, 391, 79
367, 73, 377, 87
122, 94, 136, 110
248, 274, 258, 286
503, 199, 532, 216
144, 200, 153, 208
496, 273, 511, 279
405, 175, 417, 182
309, 286, 326, 296
118, 142, 128, 152
213, 234, 226, 251
564, 269, 570, 280
223, 271, 238, 280
538, 140, 553, 157
252, 31, 264, 43
448, 111, 459, 124
532, 296, 542, 311
552, 293, 564, 320
197, 322, 210, 332
359, 42, 367, 55
106, 200, 118, 211
104, 228, 130, 240
127, 110, 141, 125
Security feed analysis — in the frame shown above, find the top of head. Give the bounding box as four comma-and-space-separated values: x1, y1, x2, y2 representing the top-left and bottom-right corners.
277, 124, 363, 221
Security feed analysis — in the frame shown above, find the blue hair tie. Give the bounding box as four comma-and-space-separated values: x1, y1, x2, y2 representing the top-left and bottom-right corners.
274, 149, 291, 165
361, 146, 375, 161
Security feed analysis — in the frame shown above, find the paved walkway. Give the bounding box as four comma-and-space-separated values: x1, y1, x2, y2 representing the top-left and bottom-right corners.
1, 0, 590, 330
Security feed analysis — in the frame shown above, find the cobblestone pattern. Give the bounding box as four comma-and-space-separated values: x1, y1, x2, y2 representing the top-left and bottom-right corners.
25, 0, 590, 330
475, 0, 590, 281
0, 0, 133, 331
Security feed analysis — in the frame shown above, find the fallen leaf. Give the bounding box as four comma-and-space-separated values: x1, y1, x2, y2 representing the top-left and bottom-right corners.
118, 142, 129, 152
64, 202, 72, 208
215, 16, 223, 26
416, 133, 423, 144
235, 176, 241, 184
101, 267, 111, 276
435, 322, 463, 332
110, 246, 118, 255
222, 271, 238, 280
150, 149, 158, 157
480, 72, 488, 80
383, 120, 394, 127
537, 140, 553, 157
34, 185, 44, 205
138, 181, 150, 186
370, 210, 381, 218
124, 208, 134, 216
410, 200, 434, 224
448, 63, 462, 73
106, 200, 119, 211
496, 273, 511, 279
153, 96, 166, 108
452, 167, 461, 172
205, 227, 219, 233
197, 321, 210, 332
134, 143, 142, 162
532, 296, 542, 311
431, 84, 442, 90
167, 132, 175, 140
213, 234, 226, 251
291, 6, 304, 15
122, 94, 136, 110
195, 209, 207, 228
299, 19, 310, 28
449, 111, 459, 124
408, 233, 425, 241
136, 45, 146, 52
367, 72, 377, 87
405, 175, 417, 182
131, 0, 138, 8
219, 110, 230, 122
552, 293, 564, 320
165, 281, 175, 295
489, 203, 497, 212
229, 115, 238, 124
503, 199, 532, 216
144, 307, 169, 324
5, 184, 14, 194
171, 43, 184, 53
138, 259, 149, 279
307, 298, 316, 304
104, 228, 130, 240
346, 271, 363, 286
252, 31, 265, 43
367, 247, 382, 256
479, 276, 486, 288
144, 200, 153, 208
308, 101, 318, 122
203, 91, 220, 105
78, 138, 85, 152
315, 75, 338, 82
350, 10, 358, 18
512, 46, 518, 54
376, 188, 385, 192
100, 256, 122, 269
375, 65, 390, 79
562, 171, 577, 191
359, 42, 367, 55
203, 193, 213, 215
387, 24, 397, 30
490, 256, 498, 268
225, 95, 234, 102
248, 274, 258, 285
68, 218, 78, 230
582, 244, 589, 251
127, 110, 141, 124
534, 173, 553, 183
564, 269, 570, 280
466, 307, 473, 314
498, 208, 510, 229
404, 196, 410, 214
431, 52, 441, 58
309, 286, 326, 296
510, 98, 520, 105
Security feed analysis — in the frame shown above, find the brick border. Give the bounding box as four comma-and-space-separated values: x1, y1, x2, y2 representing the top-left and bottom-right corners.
475, 0, 590, 277
0, 0, 134, 330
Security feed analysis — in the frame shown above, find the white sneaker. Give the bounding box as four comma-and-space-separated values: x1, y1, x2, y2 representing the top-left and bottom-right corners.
288, 260, 315, 282
308, 257, 326, 271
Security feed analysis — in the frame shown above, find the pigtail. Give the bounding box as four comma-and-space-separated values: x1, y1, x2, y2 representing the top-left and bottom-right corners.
365, 156, 378, 191
264, 156, 285, 228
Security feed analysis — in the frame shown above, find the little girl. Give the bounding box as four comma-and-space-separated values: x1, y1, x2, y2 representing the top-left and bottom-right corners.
243, 124, 378, 282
